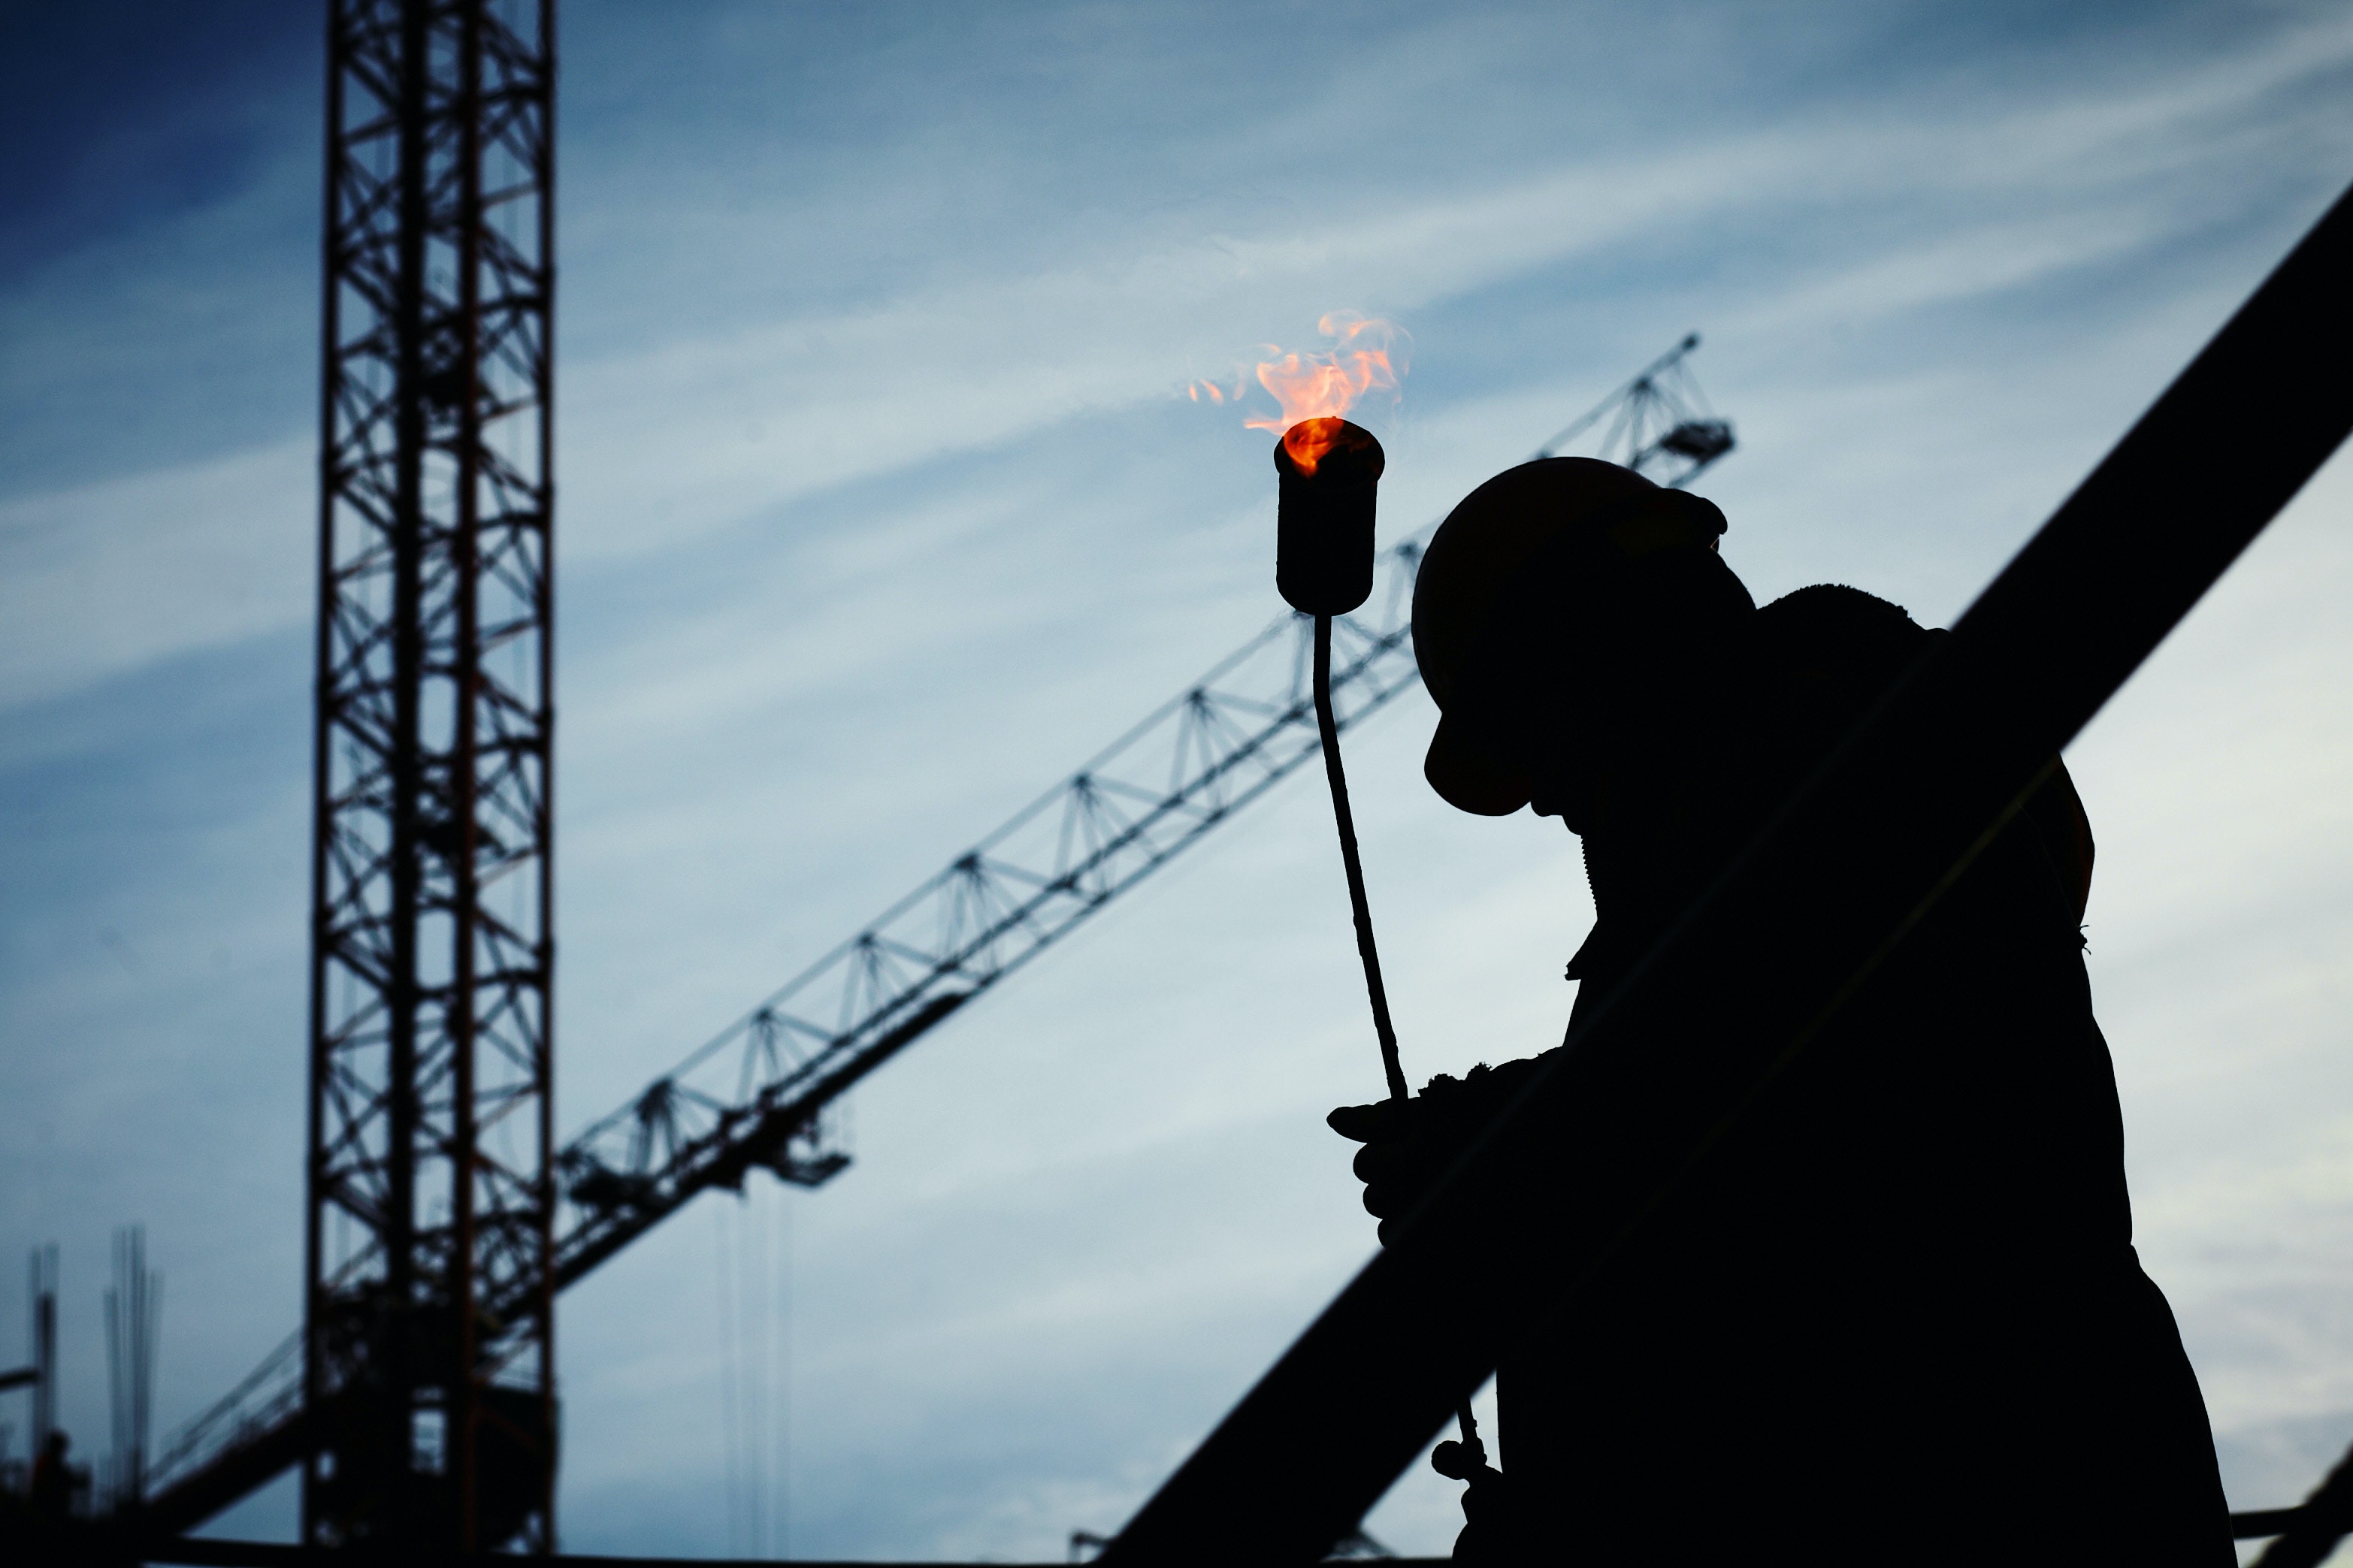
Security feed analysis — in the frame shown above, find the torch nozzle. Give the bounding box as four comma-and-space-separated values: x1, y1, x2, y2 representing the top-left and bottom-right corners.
1278, 421, 1384, 618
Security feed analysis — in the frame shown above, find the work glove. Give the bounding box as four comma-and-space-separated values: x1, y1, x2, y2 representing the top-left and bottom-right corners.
1326, 1058, 1538, 1246
1440, 1448, 1534, 1568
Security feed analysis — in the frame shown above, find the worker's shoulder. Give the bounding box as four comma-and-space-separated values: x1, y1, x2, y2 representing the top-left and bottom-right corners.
1732, 586, 1932, 763
1750, 584, 1933, 684
1744, 587, 2095, 923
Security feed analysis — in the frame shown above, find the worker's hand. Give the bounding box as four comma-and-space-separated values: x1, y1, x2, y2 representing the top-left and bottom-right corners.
1445, 1456, 1529, 1566
1326, 1059, 1537, 1246
1431, 1434, 1529, 1564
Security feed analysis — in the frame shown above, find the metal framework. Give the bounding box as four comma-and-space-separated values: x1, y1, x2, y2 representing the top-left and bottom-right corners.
1534, 332, 1732, 472
301, 0, 555, 1549
139, 347, 1726, 1532
549, 548, 1426, 1289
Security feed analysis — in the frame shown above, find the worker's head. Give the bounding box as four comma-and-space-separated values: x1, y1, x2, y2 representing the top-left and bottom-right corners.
1411, 458, 1753, 828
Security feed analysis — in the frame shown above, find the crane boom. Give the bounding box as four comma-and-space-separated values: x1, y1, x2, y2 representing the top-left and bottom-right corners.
140, 338, 1735, 1530
546, 589, 1426, 1296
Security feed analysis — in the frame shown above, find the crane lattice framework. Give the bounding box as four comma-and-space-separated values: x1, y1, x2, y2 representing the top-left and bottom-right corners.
301, 0, 555, 1550
139, 339, 1730, 1532
1533, 332, 1732, 465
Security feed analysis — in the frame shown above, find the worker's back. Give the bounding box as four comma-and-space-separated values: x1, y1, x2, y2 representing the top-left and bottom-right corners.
1498, 586, 2230, 1563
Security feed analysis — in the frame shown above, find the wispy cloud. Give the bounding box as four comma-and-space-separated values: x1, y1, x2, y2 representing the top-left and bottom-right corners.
0, 440, 310, 708
8, 7, 2348, 713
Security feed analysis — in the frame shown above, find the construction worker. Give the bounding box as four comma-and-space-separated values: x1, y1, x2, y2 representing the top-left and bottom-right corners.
1329, 458, 2232, 1563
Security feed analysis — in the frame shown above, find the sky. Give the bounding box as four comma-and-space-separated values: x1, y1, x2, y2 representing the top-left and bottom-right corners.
2, 0, 2351, 1558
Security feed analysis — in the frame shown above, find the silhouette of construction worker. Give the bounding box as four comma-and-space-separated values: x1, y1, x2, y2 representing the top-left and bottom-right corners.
1330, 458, 2232, 1564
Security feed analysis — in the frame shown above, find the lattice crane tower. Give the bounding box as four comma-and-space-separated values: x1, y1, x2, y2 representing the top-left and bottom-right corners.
304, 0, 555, 1548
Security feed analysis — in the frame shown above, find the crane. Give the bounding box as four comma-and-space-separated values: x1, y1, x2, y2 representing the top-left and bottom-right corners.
137, 337, 1737, 1532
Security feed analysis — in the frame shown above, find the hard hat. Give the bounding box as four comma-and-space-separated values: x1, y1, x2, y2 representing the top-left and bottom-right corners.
1411, 458, 1728, 814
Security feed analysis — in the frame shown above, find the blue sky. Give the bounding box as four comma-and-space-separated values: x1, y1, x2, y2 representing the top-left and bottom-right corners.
4, 1, 2352, 1558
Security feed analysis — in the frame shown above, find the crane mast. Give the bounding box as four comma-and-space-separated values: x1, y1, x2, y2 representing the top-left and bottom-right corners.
297, 0, 556, 1549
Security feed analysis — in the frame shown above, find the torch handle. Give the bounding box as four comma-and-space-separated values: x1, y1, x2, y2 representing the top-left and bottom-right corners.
1311, 615, 1408, 1104
1311, 615, 1482, 1454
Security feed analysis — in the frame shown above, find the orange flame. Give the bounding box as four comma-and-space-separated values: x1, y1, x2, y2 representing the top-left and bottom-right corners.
1191, 312, 1409, 476
1186, 368, 1249, 406
1280, 416, 1368, 476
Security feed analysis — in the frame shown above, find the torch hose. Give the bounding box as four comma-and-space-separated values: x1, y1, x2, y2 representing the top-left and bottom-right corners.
1311, 614, 1408, 1102
1310, 614, 1484, 1457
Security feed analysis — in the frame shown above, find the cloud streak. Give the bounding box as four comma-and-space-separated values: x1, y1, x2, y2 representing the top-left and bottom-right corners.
8, 6, 2349, 710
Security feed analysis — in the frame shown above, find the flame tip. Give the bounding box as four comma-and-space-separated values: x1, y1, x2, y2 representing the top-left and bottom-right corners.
1197, 313, 1411, 458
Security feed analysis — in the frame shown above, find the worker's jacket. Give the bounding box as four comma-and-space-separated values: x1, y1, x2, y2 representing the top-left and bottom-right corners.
1494, 585, 2231, 1564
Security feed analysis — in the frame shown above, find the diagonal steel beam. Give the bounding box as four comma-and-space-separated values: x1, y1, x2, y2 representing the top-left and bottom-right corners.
1103, 179, 2353, 1563
2246, 1433, 2353, 1565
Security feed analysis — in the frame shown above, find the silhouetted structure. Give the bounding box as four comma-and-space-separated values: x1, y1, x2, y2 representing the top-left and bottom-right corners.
25, 1249, 55, 1476
1532, 332, 1731, 479
107, 0, 564, 1550
297, 0, 556, 1548
29, 1432, 74, 1520
103, 1226, 161, 1512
